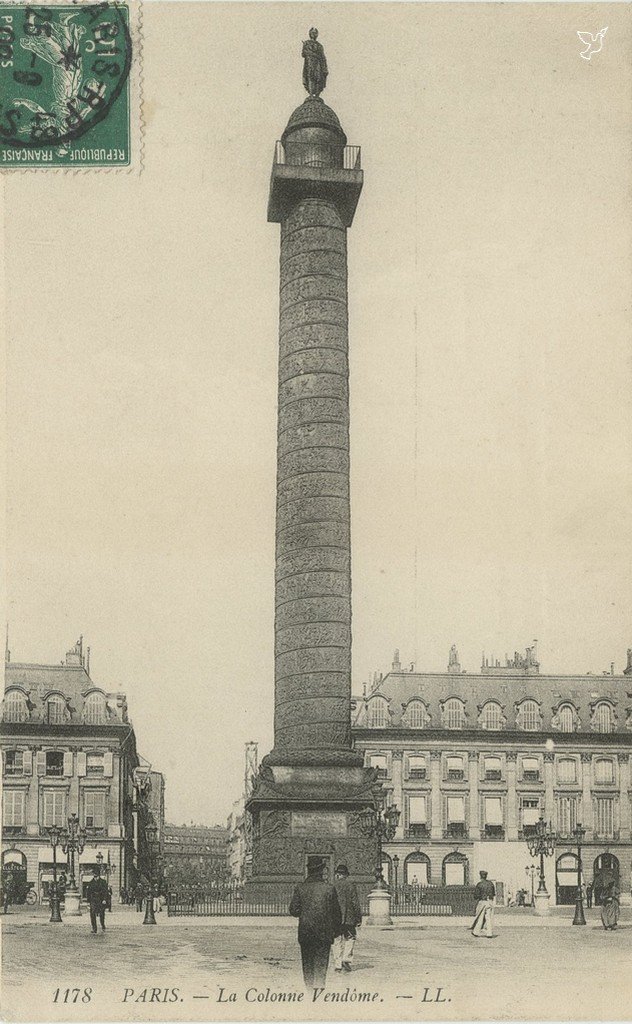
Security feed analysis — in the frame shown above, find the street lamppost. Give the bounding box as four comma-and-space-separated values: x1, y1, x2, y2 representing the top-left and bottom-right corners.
525, 863, 536, 907
571, 823, 586, 926
143, 824, 158, 926
526, 816, 556, 915
360, 799, 400, 926
60, 814, 86, 916
47, 825, 63, 923
392, 854, 400, 907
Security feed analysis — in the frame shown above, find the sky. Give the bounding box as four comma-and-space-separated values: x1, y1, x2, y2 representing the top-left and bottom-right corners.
4, 2, 632, 826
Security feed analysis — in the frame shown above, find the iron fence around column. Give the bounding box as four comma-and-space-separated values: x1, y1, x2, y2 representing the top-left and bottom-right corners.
166, 883, 478, 917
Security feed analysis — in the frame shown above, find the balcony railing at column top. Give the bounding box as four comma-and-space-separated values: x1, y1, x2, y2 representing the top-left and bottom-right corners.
274, 141, 361, 171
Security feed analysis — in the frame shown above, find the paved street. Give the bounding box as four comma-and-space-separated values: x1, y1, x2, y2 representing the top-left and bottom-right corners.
2, 906, 630, 1022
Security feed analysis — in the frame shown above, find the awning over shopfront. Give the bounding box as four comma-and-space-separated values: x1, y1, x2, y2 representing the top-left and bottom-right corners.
38, 847, 110, 865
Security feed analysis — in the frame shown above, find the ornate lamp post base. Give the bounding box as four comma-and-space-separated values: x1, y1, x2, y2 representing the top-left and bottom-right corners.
572, 895, 587, 925
49, 888, 63, 924
533, 890, 551, 916
366, 886, 393, 926
143, 895, 157, 925
64, 888, 82, 916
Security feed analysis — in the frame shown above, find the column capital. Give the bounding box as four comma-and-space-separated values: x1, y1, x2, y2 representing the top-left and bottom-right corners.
430, 750, 442, 761
544, 752, 555, 763
468, 751, 479, 762
580, 753, 592, 763
392, 750, 404, 762
505, 752, 517, 763
617, 752, 629, 764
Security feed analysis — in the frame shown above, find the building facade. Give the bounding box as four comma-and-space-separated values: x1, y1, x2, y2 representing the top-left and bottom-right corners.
162, 823, 229, 889
352, 646, 632, 905
1, 638, 155, 903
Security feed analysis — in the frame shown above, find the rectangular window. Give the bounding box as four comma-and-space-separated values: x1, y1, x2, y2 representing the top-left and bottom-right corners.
5, 751, 24, 776
594, 759, 614, 785
595, 798, 614, 838
521, 798, 541, 829
522, 757, 540, 781
86, 754, 104, 776
409, 795, 427, 824
43, 790, 66, 827
556, 796, 578, 836
45, 751, 64, 777
84, 791, 106, 828
3, 790, 24, 827
447, 796, 465, 822
485, 796, 503, 826
446, 756, 464, 780
484, 756, 502, 781
368, 754, 388, 778
408, 755, 426, 779
557, 759, 577, 784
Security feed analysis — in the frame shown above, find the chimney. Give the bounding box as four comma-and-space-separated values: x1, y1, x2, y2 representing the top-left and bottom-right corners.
392, 649, 401, 672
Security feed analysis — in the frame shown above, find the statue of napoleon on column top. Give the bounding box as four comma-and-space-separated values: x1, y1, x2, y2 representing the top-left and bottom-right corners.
302, 27, 328, 97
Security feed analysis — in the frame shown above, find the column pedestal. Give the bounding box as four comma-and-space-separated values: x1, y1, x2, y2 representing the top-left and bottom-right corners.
533, 891, 551, 916
64, 889, 82, 916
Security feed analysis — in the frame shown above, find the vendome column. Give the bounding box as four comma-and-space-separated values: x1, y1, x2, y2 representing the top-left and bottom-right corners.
246, 32, 377, 897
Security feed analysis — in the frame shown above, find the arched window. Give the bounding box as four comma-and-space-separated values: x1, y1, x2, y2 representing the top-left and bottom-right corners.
518, 699, 541, 732
368, 697, 389, 729
594, 758, 614, 785
404, 699, 427, 728
557, 705, 575, 733
83, 692, 106, 725
442, 851, 469, 886
3, 690, 29, 723
46, 695, 68, 725
404, 852, 430, 886
480, 701, 503, 730
592, 702, 613, 733
444, 698, 465, 730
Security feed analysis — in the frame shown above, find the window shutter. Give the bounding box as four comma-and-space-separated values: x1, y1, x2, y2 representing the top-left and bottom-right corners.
22, 750, 33, 775
103, 752, 113, 777
77, 751, 87, 777
36, 750, 47, 776
63, 751, 73, 776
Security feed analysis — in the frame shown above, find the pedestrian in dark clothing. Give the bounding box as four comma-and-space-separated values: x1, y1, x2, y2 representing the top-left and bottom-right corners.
289, 859, 342, 991
86, 868, 109, 933
333, 863, 362, 972
471, 870, 496, 938
586, 882, 594, 909
135, 883, 144, 912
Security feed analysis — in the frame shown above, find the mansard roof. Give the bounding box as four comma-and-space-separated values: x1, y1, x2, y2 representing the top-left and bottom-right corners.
3, 660, 129, 725
352, 669, 632, 734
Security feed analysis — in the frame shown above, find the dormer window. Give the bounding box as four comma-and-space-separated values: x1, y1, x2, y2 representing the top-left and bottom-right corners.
480, 701, 503, 731
517, 699, 541, 732
443, 698, 465, 730
83, 692, 106, 725
3, 689, 29, 723
558, 705, 574, 732
47, 695, 68, 725
368, 697, 389, 729
403, 699, 428, 729
592, 701, 614, 734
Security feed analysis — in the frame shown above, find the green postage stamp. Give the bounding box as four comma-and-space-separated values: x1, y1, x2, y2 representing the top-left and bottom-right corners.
0, 1, 136, 168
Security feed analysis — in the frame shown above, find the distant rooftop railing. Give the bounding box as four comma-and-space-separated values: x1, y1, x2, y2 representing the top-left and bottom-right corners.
274, 140, 361, 171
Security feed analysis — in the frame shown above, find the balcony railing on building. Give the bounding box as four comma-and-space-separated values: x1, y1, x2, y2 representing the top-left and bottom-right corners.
482, 825, 505, 839
444, 824, 467, 839
405, 824, 429, 839
273, 140, 361, 171
447, 769, 464, 781
523, 770, 541, 782
408, 769, 427, 780
484, 770, 502, 782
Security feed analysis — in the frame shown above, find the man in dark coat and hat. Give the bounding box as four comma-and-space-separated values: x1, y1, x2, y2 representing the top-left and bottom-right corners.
333, 863, 362, 972
289, 858, 342, 990
86, 867, 109, 933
